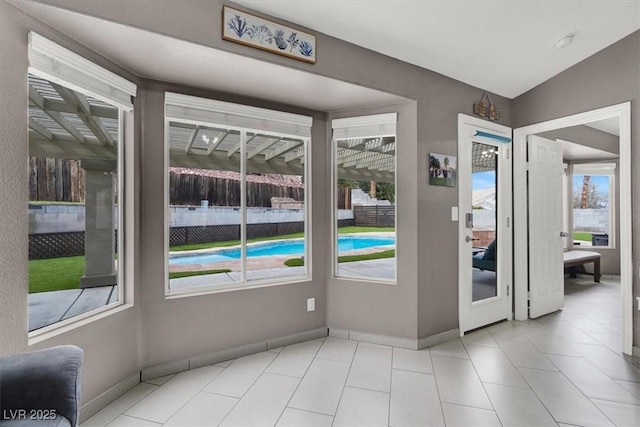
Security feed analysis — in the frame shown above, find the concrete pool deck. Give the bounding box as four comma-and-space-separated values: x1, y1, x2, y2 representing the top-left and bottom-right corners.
28, 258, 395, 332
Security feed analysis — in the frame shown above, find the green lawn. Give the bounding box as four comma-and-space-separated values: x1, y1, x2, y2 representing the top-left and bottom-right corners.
285, 249, 395, 267
169, 269, 231, 279
30, 226, 396, 293
573, 232, 592, 241
29, 255, 86, 293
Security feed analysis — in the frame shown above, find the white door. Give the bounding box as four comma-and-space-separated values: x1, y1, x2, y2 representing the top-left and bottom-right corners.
458, 115, 512, 333
528, 135, 564, 318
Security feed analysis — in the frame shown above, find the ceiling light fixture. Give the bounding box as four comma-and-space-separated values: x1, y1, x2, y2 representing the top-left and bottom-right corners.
555, 34, 575, 49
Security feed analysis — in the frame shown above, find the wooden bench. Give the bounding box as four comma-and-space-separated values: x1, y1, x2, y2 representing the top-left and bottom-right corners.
563, 250, 601, 282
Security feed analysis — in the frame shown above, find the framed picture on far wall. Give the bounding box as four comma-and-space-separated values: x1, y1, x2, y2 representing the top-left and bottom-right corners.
429, 152, 457, 187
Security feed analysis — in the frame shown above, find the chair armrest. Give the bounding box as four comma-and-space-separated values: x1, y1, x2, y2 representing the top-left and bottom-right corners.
0, 345, 83, 427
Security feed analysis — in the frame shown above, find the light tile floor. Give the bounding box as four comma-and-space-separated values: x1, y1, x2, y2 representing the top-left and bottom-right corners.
83, 277, 640, 426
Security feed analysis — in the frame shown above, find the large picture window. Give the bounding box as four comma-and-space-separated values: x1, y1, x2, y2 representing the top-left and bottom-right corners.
570, 163, 616, 248
27, 33, 136, 333
165, 93, 311, 294
332, 114, 397, 283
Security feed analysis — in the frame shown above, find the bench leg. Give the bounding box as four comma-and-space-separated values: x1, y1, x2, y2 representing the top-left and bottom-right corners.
594, 258, 601, 283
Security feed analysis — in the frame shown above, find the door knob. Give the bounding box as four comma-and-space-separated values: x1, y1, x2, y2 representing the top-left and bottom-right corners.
560, 231, 569, 238
465, 236, 480, 243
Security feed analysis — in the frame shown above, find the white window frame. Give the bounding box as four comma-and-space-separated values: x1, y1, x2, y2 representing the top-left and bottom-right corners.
570, 162, 616, 249
27, 33, 137, 342
164, 93, 312, 297
331, 113, 398, 284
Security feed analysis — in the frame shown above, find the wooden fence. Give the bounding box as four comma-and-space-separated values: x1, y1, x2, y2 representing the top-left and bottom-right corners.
29, 158, 86, 202
169, 173, 305, 207
28, 158, 312, 208
353, 205, 395, 227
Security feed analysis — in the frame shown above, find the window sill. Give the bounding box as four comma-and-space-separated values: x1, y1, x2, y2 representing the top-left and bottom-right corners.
165, 274, 312, 299
28, 302, 132, 346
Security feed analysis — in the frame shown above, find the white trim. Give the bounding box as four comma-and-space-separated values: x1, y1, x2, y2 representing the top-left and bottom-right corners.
28, 32, 136, 111
79, 372, 140, 423
513, 102, 632, 355
457, 114, 512, 334
570, 162, 616, 249
331, 112, 398, 284
332, 113, 397, 139
163, 95, 312, 295
165, 92, 312, 138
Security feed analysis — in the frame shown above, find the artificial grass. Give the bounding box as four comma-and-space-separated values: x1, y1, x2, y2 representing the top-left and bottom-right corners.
29, 255, 85, 293
30, 226, 395, 292
284, 249, 395, 267
169, 269, 231, 279
573, 232, 593, 241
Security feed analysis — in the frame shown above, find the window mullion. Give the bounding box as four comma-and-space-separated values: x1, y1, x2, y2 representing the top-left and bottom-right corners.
240, 129, 247, 283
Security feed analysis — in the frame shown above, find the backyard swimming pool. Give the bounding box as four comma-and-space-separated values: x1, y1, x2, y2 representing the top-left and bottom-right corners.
169, 235, 395, 265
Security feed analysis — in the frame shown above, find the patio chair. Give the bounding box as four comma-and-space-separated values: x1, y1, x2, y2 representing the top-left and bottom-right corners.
472, 239, 496, 272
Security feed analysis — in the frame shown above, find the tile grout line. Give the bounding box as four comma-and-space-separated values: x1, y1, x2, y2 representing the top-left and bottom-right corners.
274, 337, 326, 426
331, 340, 361, 426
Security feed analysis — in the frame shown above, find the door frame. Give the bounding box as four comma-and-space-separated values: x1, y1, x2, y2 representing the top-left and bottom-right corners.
513, 102, 632, 355
458, 114, 513, 334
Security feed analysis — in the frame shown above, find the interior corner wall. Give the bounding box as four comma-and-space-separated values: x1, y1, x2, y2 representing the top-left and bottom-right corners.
138, 81, 328, 367
327, 101, 419, 340
0, 0, 143, 404
513, 30, 640, 345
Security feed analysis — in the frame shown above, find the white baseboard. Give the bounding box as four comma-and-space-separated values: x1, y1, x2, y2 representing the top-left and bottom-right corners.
328, 328, 459, 350
80, 372, 140, 423
141, 327, 328, 381
418, 329, 460, 349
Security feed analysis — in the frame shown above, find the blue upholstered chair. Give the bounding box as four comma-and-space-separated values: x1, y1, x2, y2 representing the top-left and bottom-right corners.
472, 239, 497, 272
0, 345, 83, 427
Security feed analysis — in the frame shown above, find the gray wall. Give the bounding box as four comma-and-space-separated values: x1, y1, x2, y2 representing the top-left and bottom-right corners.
514, 31, 640, 344
0, 0, 517, 405
0, 0, 143, 404
537, 125, 619, 155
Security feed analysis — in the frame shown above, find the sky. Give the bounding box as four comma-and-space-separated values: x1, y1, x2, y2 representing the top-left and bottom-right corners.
573, 174, 609, 195
472, 172, 610, 195
473, 171, 496, 190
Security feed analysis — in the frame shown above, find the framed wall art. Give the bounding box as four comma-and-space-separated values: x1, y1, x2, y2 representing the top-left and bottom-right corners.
222, 5, 316, 64
429, 152, 457, 187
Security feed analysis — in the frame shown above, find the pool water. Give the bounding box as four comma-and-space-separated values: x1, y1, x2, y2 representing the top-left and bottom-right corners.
170, 235, 394, 266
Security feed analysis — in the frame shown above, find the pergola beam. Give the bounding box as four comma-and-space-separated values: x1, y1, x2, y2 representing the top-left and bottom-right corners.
29, 118, 53, 140
206, 130, 230, 155
50, 83, 115, 146
184, 125, 199, 154
30, 85, 87, 144
264, 140, 303, 161
29, 98, 118, 119
284, 147, 304, 163
247, 136, 282, 159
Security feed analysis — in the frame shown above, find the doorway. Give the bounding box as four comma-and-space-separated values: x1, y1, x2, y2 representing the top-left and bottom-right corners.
513, 102, 632, 355
458, 114, 512, 334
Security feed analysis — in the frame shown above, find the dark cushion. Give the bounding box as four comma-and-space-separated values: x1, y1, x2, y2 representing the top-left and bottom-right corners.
0, 346, 83, 427
483, 240, 497, 260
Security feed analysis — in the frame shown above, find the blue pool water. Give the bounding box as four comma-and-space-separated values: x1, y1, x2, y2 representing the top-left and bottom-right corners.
170, 235, 395, 265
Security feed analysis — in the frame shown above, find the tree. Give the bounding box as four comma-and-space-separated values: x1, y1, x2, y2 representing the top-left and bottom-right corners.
444, 156, 450, 178
429, 155, 441, 177
573, 175, 607, 209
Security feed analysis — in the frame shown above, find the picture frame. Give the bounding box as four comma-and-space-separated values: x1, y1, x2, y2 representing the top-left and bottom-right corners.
222, 5, 317, 64
429, 152, 457, 187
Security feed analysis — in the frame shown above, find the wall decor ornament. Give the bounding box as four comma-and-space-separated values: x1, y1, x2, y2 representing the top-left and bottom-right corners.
223, 5, 317, 64
473, 91, 501, 121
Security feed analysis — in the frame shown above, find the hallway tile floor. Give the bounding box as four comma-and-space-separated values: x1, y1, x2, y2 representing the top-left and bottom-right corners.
83, 277, 640, 426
